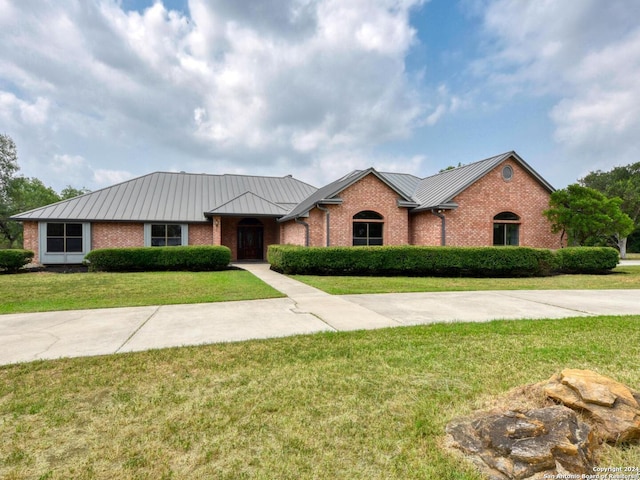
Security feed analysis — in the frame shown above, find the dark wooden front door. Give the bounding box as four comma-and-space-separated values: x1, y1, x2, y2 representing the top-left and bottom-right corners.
237, 224, 264, 260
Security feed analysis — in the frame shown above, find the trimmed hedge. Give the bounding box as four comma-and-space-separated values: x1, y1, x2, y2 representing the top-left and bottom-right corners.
0, 249, 34, 273
84, 246, 231, 272
268, 245, 620, 277
555, 246, 619, 274
268, 245, 559, 277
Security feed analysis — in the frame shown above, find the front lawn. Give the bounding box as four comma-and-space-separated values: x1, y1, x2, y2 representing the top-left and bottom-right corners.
1, 316, 639, 479
0, 270, 284, 314
293, 265, 640, 295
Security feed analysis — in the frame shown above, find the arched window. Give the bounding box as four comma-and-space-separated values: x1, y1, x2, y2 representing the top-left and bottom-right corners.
353, 210, 383, 246
493, 212, 520, 246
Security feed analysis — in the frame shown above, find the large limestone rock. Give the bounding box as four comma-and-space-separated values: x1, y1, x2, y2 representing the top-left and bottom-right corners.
544, 368, 640, 443
445, 405, 597, 480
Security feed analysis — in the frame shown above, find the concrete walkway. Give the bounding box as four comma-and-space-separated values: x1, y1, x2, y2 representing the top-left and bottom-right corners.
1, 263, 640, 365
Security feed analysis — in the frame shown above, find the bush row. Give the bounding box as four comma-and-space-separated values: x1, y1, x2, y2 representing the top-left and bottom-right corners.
84, 246, 231, 272
554, 246, 619, 274
267, 245, 619, 277
0, 249, 34, 273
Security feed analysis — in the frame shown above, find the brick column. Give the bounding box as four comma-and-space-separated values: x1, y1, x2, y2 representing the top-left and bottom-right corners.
212, 216, 222, 245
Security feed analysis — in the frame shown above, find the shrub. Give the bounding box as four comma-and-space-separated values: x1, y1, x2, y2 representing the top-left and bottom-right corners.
84, 246, 231, 272
555, 247, 619, 274
0, 249, 34, 273
268, 245, 558, 277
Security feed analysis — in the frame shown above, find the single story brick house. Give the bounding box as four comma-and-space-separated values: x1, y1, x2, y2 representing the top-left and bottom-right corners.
12, 151, 560, 264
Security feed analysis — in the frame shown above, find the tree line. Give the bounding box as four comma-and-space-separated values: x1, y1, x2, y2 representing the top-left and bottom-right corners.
0, 134, 89, 248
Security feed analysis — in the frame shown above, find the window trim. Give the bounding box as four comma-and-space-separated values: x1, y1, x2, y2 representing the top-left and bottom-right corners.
502, 165, 514, 181
38, 222, 91, 264
144, 223, 189, 247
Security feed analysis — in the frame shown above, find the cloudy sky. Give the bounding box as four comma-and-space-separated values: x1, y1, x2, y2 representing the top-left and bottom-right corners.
1, 0, 639, 192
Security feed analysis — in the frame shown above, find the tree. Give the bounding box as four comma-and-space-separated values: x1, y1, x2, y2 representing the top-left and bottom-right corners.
0, 177, 61, 247
580, 163, 640, 258
0, 134, 19, 202
544, 184, 634, 249
0, 135, 91, 247
60, 185, 90, 200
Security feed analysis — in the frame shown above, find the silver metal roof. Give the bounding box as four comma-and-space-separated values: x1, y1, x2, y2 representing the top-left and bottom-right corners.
12, 172, 317, 222
12, 151, 554, 223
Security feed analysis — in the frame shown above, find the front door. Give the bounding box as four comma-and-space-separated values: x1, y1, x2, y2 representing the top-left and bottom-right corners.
237, 219, 264, 260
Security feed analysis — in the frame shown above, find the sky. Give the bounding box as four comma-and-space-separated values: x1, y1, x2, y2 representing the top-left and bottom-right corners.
1, 0, 640, 193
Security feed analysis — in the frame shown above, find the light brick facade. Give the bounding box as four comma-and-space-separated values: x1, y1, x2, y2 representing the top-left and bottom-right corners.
92, 222, 144, 249
188, 223, 214, 246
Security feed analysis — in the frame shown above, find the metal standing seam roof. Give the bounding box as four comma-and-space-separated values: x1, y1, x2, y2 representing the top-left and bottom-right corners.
11, 151, 554, 223
11, 172, 318, 222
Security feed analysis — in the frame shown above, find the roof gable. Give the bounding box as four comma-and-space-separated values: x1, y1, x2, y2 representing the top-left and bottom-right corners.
280, 168, 417, 221
207, 191, 289, 216
412, 151, 554, 211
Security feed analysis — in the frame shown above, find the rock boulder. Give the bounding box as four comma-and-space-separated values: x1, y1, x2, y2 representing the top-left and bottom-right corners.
544, 368, 640, 443
445, 405, 597, 479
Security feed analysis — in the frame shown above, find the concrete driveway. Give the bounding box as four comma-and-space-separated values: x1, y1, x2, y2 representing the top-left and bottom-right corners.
1, 262, 639, 365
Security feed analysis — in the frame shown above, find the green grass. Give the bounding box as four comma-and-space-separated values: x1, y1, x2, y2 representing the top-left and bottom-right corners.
293, 265, 640, 294
1, 316, 639, 479
0, 270, 284, 314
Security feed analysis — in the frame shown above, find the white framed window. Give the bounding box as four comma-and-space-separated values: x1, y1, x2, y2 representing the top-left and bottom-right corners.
144, 224, 188, 246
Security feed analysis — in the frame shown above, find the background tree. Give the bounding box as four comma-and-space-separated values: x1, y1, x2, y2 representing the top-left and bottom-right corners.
580, 163, 640, 257
0, 177, 61, 247
0, 134, 19, 202
0, 134, 90, 247
60, 185, 90, 200
544, 184, 634, 250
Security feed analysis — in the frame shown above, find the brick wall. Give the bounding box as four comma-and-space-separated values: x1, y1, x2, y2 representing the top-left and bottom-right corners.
280, 221, 307, 246
189, 223, 214, 245
92, 222, 144, 249
22, 221, 39, 263
410, 211, 443, 245
443, 160, 560, 248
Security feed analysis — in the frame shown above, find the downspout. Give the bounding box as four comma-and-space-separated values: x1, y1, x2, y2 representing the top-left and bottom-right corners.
295, 217, 310, 247
431, 209, 446, 246
316, 204, 330, 246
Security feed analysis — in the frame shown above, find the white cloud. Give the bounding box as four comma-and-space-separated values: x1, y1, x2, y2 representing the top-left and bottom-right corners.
93, 169, 135, 186
48, 154, 133, 190
0, 93, 49, 126
0, 0, 432, 191
474, 0, 640, 174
